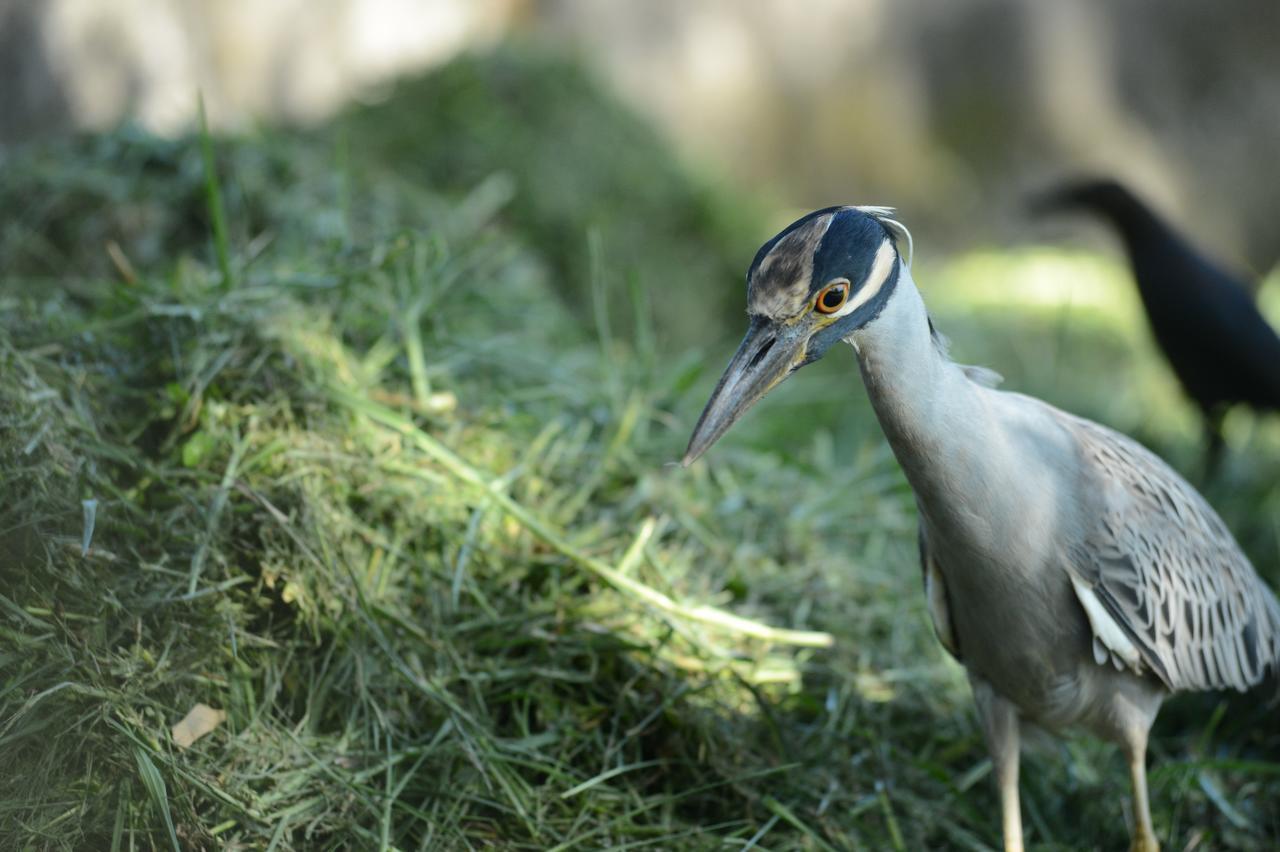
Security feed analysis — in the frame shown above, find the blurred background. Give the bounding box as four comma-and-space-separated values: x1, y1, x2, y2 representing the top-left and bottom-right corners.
4, 1, 1280, 848
6, 0, 1280, 263
7, 0, 1280, 447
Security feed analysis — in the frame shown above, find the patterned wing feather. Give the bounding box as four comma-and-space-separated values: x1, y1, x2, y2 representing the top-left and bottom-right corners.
1065, 416, 1280, 693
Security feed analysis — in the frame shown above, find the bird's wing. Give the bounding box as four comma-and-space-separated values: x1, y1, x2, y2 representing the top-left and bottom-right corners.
1062, 414, 1280, 692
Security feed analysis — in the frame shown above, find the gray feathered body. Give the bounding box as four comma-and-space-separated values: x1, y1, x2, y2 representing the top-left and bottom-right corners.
683, 204, 1276, 849
850, 264, 1280, 741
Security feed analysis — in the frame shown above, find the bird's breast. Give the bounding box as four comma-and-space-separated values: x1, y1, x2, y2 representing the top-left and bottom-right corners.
923, 517, 1093, 722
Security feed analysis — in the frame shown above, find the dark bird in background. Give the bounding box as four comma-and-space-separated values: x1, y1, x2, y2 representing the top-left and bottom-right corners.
1032, 178, 1280, 473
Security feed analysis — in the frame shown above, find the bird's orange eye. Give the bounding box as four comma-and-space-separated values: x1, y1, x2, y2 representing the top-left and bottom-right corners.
815, 281, 849, 315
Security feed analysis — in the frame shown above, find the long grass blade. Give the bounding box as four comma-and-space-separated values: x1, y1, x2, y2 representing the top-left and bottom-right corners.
134, 748, 181, 852
197, 92, 234, 289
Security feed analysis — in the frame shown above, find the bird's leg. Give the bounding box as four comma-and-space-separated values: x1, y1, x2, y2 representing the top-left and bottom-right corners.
988, 708, 1023, 852
1125, 732, 1160, 852
971, 677, 1023, 852
1200, 408, 1227, 480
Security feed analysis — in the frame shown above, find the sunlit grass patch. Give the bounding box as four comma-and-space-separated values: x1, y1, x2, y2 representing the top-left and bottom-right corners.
925, 246, 1140, 320
1259, 263, 1280, 302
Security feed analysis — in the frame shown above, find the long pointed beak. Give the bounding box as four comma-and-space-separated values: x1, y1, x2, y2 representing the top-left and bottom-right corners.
682, 317, 809, 466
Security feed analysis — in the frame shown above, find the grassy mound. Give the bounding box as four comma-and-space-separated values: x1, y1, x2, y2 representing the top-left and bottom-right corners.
0, 124, 937, 850
3, 48, 1279, 850
337, 46, 765, 352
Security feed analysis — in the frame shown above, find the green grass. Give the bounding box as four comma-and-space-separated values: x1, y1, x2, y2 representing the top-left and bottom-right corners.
3, 47, 1280, 850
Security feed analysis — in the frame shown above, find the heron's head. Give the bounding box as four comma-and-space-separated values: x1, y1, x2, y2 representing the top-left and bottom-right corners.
682, 205, 911, 465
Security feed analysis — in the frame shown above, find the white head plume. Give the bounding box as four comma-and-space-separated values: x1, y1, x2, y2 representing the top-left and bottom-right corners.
855, 205, 914, 268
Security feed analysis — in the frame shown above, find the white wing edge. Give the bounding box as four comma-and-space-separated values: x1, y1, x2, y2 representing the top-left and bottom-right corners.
924, 560, 960, 658
1068, 572, 1145, 674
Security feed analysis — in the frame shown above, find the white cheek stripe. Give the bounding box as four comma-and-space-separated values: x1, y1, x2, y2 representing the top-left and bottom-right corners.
829, 239, 897, 319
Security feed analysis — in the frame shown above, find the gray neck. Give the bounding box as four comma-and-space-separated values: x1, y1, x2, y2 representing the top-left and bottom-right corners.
847, 265, 995, 521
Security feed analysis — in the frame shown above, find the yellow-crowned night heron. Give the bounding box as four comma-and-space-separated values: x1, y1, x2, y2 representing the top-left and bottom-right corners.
682, 206, 1280, 852
1033, 178, 1280, 474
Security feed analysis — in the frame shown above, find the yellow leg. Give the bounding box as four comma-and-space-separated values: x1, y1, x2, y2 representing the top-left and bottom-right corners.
1127, 738, 1160, 852
972, 677, 1023, 852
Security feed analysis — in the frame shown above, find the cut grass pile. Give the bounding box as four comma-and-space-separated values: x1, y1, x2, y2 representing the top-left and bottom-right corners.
0, 124, 949, 849
3, 48, 1280, 851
